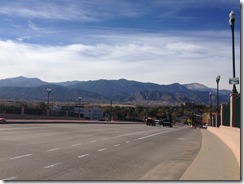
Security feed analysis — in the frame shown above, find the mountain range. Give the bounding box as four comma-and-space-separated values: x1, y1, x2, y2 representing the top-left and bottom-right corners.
0, 76, 231, 105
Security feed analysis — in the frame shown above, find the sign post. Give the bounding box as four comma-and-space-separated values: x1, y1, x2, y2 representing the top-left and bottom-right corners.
229, 78, 239, 85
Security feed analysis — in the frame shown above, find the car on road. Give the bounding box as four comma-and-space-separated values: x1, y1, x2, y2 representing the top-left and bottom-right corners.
201, 123, 208, 129
154, 119, 161, 126
0, 118, 6, 123
162, 120, 173, 127
146, 117, 156, 126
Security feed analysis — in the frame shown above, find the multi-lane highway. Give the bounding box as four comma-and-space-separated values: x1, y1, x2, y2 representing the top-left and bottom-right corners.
0, 122, 201, 180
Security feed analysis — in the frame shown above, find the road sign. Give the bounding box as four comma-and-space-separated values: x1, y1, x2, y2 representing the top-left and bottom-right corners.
229, 78, 239, 85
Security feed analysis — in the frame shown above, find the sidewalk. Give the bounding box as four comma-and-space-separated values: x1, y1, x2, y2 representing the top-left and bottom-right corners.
180, 129, 240, 180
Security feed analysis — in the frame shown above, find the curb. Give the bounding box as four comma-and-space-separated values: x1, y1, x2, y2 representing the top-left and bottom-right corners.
1, 119, 144, 125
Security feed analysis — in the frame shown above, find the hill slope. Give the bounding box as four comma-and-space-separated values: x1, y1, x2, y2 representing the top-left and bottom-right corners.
0, 77, 231, 105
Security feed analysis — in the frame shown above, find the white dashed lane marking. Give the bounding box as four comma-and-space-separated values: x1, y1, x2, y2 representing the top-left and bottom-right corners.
9, 154, 32, 160
78, 154, 89, 158
114, 144, 120, 147
46, 148, 60, 152
44, 162, 62, 169
178, 138, 187, 140
98, 148, 107, 152
71, 144, 82, 147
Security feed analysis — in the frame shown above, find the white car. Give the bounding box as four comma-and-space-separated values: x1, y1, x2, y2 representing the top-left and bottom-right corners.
202, 123, 208, 129
154, 120, 160, 126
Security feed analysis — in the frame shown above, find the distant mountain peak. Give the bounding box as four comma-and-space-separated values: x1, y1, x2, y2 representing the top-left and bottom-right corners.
0, 76, 230, 104
0, 76, 46, 87
183, 83, 209, 90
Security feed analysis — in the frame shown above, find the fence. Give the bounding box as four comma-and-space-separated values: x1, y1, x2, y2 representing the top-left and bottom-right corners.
222, 93, 240, 128
223, 102, 230, 126
235, 94, 240, 128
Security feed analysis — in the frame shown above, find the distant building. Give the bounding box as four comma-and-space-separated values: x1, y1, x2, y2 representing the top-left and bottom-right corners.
74, 107, 104, 120
183, 102, 195, 107
50, 106, 104, 120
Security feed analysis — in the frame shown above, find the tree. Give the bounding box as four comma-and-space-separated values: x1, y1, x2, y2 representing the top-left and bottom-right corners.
39, 102, 47, 111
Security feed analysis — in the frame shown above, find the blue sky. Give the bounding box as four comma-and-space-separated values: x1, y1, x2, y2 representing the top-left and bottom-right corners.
0, 0, 241, 91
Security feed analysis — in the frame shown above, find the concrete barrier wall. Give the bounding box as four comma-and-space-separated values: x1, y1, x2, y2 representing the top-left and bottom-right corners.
207, 126, 240, 167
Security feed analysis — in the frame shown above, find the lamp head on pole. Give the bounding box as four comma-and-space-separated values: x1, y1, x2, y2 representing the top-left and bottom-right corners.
216, 75, 220, 83
47, 88, 51, 94
229, 10, 235, 26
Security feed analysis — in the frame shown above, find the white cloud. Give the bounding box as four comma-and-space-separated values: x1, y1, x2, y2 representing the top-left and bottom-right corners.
0, 1, 143, 22
0, 29, 240, 91
165, 42, 203, 57
0, 2, 97, 21
28, 20, 46, 33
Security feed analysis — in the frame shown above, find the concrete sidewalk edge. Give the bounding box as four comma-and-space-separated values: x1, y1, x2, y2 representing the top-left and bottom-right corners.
208, 126, 240, 168
180, 129, 240, 180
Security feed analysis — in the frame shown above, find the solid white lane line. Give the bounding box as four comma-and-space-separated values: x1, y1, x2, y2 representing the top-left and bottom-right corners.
90, 140, 97, 143
114, 144, 120, 147
137, 129, 179, 140
115, 127, 186, 139
178, 138, 187, 141
71, 143, 82, 147
78, 154, 89, 158
3, 176, 18, 180
9, 154, 32, 160
98, 148, 107, 152
44, 162, 62, 169
115, 129, 164, 138
46, 148, 60, 152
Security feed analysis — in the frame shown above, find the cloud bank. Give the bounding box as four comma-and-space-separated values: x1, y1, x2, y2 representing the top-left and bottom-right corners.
0, 30, 240, 90
0, 0, 241, 91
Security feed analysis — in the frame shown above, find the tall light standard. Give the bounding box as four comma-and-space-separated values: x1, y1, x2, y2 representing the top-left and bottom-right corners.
209, 92, 212, 126
229, 10, 238, 93
110, 99, 112, 121
216, 75, 220, 127
78, 97, 82, 118
46, 88, 51, 108
46, 88, 51, 116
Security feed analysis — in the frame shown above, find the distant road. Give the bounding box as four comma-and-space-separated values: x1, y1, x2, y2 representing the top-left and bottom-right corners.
0, 123, 201, 180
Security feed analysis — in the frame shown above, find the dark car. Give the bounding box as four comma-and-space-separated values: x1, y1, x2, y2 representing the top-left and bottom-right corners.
146, 117, 156, 126
162, 120, 172, 127
0, 118, 6, 123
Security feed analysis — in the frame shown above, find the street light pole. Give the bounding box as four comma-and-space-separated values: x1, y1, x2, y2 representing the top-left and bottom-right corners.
46, 88, 51, 116
46, 88, 51, 108
209, 92, 212, 126
229, 10, 237, 94
216, 75, 220, 127
78, 97, 82, 118
110, 99, 112, 121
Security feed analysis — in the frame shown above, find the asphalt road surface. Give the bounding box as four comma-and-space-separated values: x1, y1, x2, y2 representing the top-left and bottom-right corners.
0, 123, 201, 181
